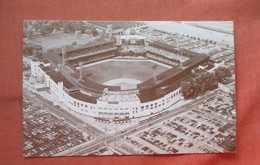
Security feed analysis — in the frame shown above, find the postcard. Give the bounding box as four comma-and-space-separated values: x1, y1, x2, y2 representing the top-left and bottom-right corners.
23, 21, 236, 157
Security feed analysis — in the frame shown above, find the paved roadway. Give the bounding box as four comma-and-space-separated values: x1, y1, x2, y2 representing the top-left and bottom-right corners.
65, 92, 217, 156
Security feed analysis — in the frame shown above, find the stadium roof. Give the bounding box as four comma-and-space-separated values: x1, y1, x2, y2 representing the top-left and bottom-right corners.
138, 65, 184, 89
150, 41, 178, 51
40, 65, 52, 73
138, 71, 195, 103
70, 72, 121, 93
45, 49, 62, 65
66, 40, 114, 56
46, 70, 75, 90
39, 58, 50, 64
183, 51, 209, 70
69, 91, 97, 103
45, 40, 114, 65
138, 48, 209, 102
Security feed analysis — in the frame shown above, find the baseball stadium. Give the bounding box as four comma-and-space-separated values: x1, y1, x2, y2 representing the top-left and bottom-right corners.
30, 22, 209, 121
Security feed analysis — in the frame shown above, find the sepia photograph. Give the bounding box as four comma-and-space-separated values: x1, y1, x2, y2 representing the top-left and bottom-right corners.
23, 21, 236, 157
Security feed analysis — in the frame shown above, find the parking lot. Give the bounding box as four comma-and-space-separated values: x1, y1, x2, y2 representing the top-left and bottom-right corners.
117, 102, 235, 154
23, 96, 94, 157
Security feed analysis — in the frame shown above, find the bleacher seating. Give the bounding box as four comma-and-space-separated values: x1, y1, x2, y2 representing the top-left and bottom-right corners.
67, 42, 114, 58
67, 43, 117, 62
146, 53, 179, 66
70, 52, 116, 67
146, 46, 189, 63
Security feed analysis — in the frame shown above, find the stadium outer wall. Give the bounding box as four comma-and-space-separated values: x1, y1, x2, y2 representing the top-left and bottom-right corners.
30, 60, 182, 120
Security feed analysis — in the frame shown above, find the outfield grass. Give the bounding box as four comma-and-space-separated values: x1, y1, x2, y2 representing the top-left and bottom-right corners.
82, 60, 171, 85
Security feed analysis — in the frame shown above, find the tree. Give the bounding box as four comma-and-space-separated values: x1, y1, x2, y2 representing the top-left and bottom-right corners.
190, 78, 200, 96
40, 25, 49, 36
32, 45, 43, 59
51, 21, 62, 31
201, 72, 216, 90
23, 44, 42, 59
23, 44, 33, 56
63, 23, 74, 33
40, 24, 54, 36
214, 67, 232, 83
73, 22, 84, 31
195, 75, 202, 84
199, 82, 206, 93
181, 66, 233, 100
181, 81, 193, 99
61, 21, 88, 33
23, 29, 33, 38
91, 27, 98, 36
81, 26, 87, 34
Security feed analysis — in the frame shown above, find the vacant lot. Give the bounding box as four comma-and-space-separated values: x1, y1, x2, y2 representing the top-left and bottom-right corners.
24, 31, 94, 51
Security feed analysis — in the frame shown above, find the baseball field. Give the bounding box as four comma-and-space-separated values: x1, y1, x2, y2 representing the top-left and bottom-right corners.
81, 59, 172, 86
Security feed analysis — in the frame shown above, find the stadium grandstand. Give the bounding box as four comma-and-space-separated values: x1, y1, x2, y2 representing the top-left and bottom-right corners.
31, 23, 210, 120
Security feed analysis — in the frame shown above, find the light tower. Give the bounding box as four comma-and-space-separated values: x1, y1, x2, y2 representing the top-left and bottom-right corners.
109, 32, 112, 40
179, 47, 183, 66
79, 62, 83, 80
62, 46, 66, 66
152, 65, 158, 83
107, 24, 113, 40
